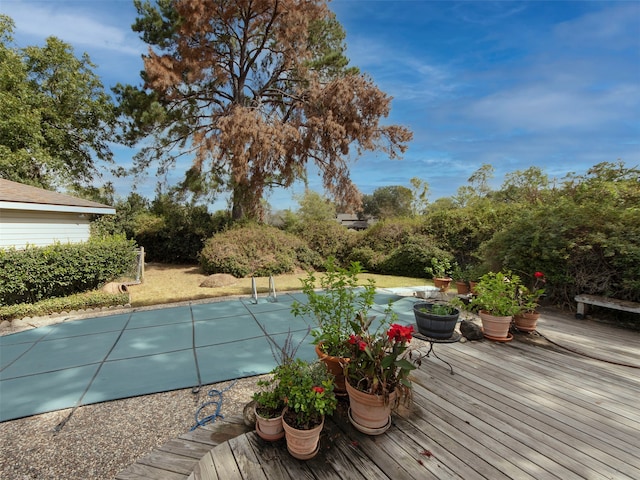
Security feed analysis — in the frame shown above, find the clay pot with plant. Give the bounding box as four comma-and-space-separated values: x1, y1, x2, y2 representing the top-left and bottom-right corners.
279, 359, 337, 460
344, 312, 417, 435
469, 271, 522, 340
253, 376, 285, 441
514, 271, 546, 332
291, 258, 377, 393
425, 257, 454, 292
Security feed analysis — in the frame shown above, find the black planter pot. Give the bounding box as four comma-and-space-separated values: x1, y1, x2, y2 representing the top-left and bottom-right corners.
413, 302, 460, 339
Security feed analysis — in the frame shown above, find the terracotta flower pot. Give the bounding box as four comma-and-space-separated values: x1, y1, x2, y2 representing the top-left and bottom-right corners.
479, 311, 512, 339
315, 343, 349, 393
469, 281, 479, 295
456, 281, 470, 295
514, 311, 540, 332
433, 277, 452, 293
282, 410, 324, 460
345, 380, 397, 435
254, 406, 284, 441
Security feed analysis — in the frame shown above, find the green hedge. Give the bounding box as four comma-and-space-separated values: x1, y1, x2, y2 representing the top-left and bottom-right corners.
0, 235, 137, 306
0, 291, 130, 321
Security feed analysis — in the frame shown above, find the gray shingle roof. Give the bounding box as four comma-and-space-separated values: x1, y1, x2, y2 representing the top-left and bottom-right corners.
0, 179, 113, 210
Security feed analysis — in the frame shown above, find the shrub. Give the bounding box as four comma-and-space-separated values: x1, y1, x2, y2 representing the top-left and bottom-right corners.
0, 291, 130, 321
0, 235, 137, 306
200, 224, 321, 276
378, 235, 452, 278
294, 220, 358, 265
132, 203, 223, 264
482, 162, 640, 305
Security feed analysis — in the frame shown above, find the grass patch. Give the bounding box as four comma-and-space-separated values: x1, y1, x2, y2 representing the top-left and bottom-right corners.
128, 263, 430, 308
1, 263, 432, 320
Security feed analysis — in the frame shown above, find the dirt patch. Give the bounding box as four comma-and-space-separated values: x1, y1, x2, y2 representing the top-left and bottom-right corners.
200, 273, 240, 288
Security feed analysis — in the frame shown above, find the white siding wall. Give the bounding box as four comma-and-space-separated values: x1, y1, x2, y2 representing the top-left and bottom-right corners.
0, 209, 91, 249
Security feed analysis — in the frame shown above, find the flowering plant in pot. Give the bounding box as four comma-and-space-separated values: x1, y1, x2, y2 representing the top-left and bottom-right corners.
344, 311, 417, 434
291, 257, 376, 391
514, 271, 546, 332
469, 271, 522, 339
280, 359, 338, 459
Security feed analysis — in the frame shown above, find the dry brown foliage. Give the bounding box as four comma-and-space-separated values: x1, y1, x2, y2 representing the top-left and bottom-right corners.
140, 0, 412, 220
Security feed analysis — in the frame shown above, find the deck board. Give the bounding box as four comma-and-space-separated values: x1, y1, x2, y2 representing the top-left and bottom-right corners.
116, 309, 640, 480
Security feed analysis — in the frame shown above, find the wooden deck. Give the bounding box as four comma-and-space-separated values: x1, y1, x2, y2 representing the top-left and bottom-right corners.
116, 309, 640, 479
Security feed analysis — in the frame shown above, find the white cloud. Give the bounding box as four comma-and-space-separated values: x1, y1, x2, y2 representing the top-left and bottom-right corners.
4, 2, 144, 57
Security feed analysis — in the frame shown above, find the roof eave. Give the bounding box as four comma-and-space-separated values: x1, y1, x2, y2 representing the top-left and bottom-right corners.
0, 201, 116, 215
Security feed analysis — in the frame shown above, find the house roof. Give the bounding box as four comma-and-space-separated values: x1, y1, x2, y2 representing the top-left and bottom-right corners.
0, 179, 115, 215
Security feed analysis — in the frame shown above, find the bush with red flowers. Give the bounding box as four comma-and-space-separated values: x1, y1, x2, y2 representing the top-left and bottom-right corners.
279, 359, 338, 430
344, 310, 417, 405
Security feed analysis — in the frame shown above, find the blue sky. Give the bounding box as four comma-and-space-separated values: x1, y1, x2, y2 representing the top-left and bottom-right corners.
3, 0, 639, 210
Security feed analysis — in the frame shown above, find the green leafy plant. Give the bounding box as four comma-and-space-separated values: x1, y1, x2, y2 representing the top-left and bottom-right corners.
291, 258, 376, 358
419, 302, 458, 316
425, 257, 453, 279
281, 359, 337, 430
0, 291, 129, 321
344, 312, 417, 405
516, 272, 546, 313
0, 235, 137, 306
470, 271, 522, 316
254, 324, 311, 419
253, 376, 285, 419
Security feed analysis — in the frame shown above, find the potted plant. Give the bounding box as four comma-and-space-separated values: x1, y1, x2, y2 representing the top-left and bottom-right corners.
252, 326, 311, 441
253, 374, 286, 441
514, 271, 546, 332
466, 263, 489, 296
291, 258, 376, 392
425, 257, 453, 292
280, 359, 338, 460
413, 301, 460, 339
344, 312, 417, 435
451, 264, 470, 295
469, 271, 522, 340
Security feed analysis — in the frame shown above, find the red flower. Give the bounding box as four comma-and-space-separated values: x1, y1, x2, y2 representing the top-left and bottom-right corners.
387, 323, 414, 343
348, 334, 358, 344
358, 340, 367, 351
312, 386, 324, 394
534, 271, 544, 278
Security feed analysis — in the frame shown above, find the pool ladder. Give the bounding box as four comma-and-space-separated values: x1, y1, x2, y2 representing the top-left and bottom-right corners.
250, 276, 277, 304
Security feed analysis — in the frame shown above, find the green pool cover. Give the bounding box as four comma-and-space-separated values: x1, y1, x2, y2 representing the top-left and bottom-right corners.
0, 291, 421, 422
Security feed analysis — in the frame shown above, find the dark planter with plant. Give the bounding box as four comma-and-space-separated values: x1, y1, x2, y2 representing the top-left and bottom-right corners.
413, 302, 460, 339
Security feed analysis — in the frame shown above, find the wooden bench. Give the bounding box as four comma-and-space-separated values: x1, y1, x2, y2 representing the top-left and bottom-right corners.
574, 294, 640, 319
